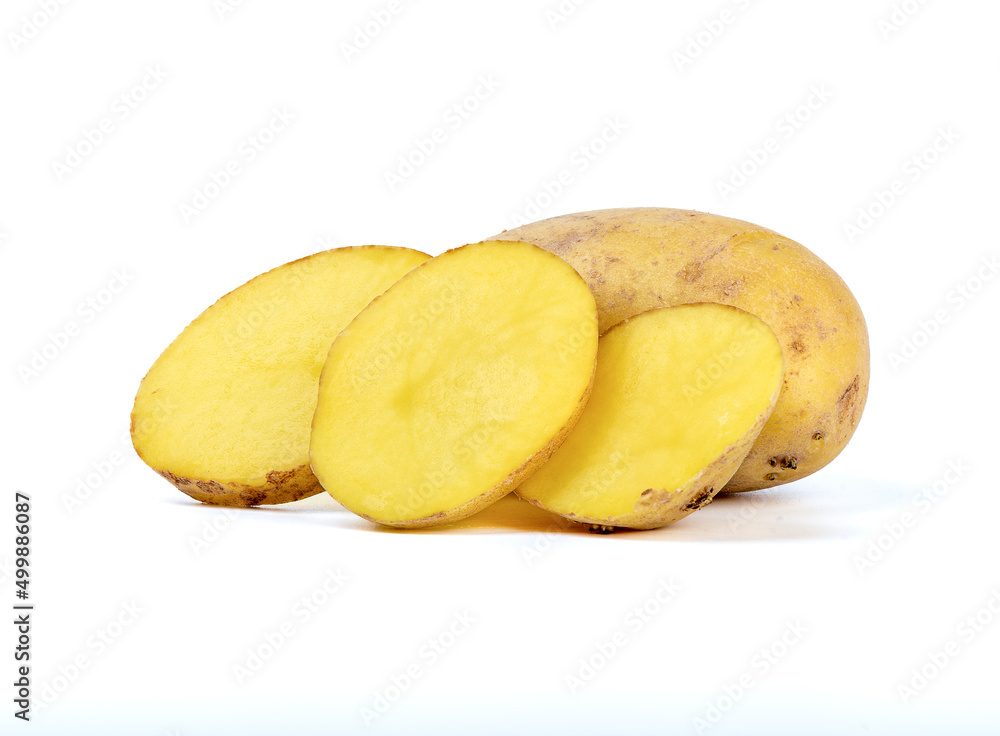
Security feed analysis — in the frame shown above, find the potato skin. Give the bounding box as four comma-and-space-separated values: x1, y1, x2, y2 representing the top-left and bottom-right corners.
492, 208, 869, 492
151, 464, 320, 507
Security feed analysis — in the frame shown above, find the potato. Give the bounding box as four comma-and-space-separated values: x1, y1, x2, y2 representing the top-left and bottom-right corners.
131, 246, 429, 506
310, 240, 598, 528
492, 208, 869, 492
516, 304, 783, 530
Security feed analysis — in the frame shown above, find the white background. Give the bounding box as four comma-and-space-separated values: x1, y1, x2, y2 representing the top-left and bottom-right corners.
2, 0, 999, 734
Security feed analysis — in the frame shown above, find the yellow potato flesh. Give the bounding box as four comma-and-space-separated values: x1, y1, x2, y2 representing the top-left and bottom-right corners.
131, 246, 429, 505
517, 304, 783, 528
310, 240, 598, 528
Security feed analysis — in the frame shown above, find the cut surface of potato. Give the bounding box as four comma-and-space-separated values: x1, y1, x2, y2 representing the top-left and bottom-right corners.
494, 208, 869, 492
310, 240, 598, 528
516, 303, 783, 530
131, 246, 429, 506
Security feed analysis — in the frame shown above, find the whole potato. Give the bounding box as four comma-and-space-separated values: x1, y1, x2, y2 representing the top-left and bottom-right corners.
491, 208, 869, 492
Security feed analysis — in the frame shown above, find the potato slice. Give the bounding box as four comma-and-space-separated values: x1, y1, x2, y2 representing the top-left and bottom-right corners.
131, 246, 429, 506
516, 304, 783, 530
310, 240, 598, 528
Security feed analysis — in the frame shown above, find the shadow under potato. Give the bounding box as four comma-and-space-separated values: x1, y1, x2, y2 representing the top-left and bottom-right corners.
167, 474, 910, 542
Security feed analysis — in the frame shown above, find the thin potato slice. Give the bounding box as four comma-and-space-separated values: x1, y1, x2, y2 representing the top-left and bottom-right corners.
131, 246, 429, 506
516, 304, 783, 530
310, 240, 598, 528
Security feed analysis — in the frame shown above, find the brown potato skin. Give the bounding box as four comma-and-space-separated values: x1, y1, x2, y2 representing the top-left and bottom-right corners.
152, 464, 320, 507
130, 389, 326, 507
491, 208, 870, 492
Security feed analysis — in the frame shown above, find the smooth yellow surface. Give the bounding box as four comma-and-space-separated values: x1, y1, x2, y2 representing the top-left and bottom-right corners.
310, 240, 598, 526
518, 304, 783, 522
132, 247, 429, 489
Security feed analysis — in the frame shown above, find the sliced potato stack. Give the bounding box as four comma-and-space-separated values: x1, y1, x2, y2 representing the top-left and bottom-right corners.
310, 240, 599, 528
131, 246, 429, 507
494, 208, 869, 492
516, 303, 783, 530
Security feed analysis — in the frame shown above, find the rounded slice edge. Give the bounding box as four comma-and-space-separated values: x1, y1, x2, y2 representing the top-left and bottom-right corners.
131, 246, 430, 507
516, 303, 784, 530
310, 240, 599, 528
